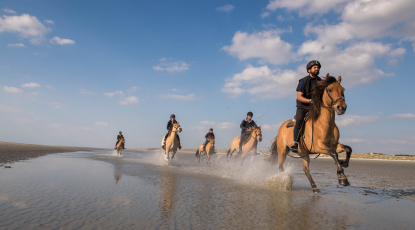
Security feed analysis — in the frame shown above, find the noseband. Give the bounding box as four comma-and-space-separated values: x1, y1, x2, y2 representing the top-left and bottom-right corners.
323, 86, 345, 110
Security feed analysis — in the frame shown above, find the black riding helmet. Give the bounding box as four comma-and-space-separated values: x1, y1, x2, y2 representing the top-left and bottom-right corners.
247, 111, 253, 117
306, 60, 321, 71
209, 128, 213, 131
170, 114, 175, 118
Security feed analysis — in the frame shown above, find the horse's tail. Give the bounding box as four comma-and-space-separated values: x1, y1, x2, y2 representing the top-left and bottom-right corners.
269, 138, 279, 164
195, 149, 199, 158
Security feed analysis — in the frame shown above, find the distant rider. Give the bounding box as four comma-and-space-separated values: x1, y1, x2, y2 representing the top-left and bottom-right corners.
239, 111, 257, 154
162, 114, 182, 150
290, 60, 322, 153
115, 131, 125, 149
203, 128, 215, 153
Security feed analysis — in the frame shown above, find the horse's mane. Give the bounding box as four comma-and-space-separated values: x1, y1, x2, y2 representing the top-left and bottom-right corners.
308, 75, 338, 121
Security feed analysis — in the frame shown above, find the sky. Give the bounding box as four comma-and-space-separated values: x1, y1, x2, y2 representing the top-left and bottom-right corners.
1, 0, 415, 155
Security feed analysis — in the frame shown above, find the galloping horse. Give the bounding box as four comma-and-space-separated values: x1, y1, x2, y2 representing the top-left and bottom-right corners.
269, 74, 352, 193
116, 136, 125, 156
162, 122, 182, 164
195, 136, 215, 164
227, 125, 262, 165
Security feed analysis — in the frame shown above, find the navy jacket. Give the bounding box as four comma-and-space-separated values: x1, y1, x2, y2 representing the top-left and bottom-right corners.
167, 120, 178, 131
240, 119, 257, 133
205, 132, 215, 139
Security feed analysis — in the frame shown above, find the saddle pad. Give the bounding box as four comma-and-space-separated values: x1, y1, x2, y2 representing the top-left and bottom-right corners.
286, 119, 296, 128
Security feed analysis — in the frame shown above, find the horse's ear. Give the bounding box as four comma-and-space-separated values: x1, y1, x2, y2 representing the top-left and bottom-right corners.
258, 125, 261, 128
326, 73, 330, 78
337, 76, 342, 84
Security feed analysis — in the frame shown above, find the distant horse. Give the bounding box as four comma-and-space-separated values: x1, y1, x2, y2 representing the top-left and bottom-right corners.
269, 74, 352, 193
227, 125, 262, 165
195, 136, 215, 164
116, 136, 125, 156
161, 122, 182, 164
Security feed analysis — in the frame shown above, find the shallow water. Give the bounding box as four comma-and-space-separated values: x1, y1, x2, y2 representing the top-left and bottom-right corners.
1, 150, 415, 229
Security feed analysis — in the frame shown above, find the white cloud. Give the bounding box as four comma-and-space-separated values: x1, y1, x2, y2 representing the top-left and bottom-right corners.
103, 91, 124, 97
0, 14, 51, 44
388, 48, 406, 57
3, 86, 23, 93
266, 0, 349, 16
22, 82, 40, 88
128, 86, 138, 92
216, 122, 237, 129
0, 105, 21, 113
340, 138, 365, 143
45, 85, 54, 89
160, 93, 196, 100
95, 121, 108, 126
43, 20, 54, 25
50, 36, 75, 45
222, 65, 299, 98
119, 96, 139, 105
216, 4, 235, 13
260, 12, 270, 18
13, 116, 38, 123
172, 88, 179, 92
51, 102, 62, 109
336, 115, 380, 127
222, 29, 296, 65
2, 8, 16, 14
7, 43, 25, 47
379, 139, 407, 144
388, 113, 415, 119
201, 121, 216, 125
153, 59, 190, 72
262, 123, 281, 131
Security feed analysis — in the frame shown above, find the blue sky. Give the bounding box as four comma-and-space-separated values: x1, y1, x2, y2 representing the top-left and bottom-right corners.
1, 0, 415, 154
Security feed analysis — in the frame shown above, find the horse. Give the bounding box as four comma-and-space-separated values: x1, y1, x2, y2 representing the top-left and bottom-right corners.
116, 136, 125, 156
162, 122, 182, 164
269, 74, 352, 193
195, 136, 215, 164
227, 125, 262, 165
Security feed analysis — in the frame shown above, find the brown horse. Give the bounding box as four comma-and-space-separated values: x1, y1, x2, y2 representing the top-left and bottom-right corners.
227, 125, 262, 165
195, 136, 215, 164
116, 136, 125, 156
269, 74, 352, 193
162, 122, 182, 164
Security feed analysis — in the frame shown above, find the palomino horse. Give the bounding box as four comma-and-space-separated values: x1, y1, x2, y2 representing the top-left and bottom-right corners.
195, 136, 215, 164
227, 125, 262, 165
269, 74, 351, 193
116, 136, 125, 156
162, 122, 182, 164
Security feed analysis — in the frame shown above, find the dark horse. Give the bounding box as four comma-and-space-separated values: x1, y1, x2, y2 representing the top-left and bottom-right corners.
269, 74, 352, 193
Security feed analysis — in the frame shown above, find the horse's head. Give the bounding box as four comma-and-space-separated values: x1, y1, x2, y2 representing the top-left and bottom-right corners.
207, 136, 215, 144
172, 122, 182, 133
323, 74, 346, 115
251, 125, 262, 142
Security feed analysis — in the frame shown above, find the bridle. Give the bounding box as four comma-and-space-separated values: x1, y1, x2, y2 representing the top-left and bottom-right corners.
322, 85, 345, 110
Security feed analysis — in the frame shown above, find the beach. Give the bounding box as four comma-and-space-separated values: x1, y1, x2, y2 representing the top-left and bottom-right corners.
1, 145, 415, 229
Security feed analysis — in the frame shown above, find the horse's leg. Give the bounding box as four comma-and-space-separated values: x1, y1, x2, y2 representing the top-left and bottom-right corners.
329, 149, 350, 186
301, 155, 320, 193
336, 144, 352, 168
277, 138, 288, 172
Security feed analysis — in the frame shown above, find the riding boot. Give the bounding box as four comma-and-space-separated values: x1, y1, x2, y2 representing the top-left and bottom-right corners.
290, 143, 298, 153
177, 134, 182, 149
238, 135, 243, 154
162, 135, 167, 150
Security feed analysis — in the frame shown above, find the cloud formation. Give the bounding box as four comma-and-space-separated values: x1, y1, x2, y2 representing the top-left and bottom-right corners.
50, 36, 75, 45
119, 96, 139, 105
2, 8, 16, 14
22, 82, 40, 88
95, 121, 108, 126
388, 113, 415, 119
104, 91, 124, 97
160, 93, 196, 100
216, 4, 235, 13
7, 43, 25, 47
0, 14, 51, 44
336, 115, 380, 127
3, 86, 23, 93
43, 20, 54, 25
153, 59, 190, 72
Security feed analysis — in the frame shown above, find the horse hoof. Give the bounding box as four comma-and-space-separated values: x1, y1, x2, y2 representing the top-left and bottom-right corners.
339, 160, 349, 168
313, 188, 321, 193
338, 179, 350, 186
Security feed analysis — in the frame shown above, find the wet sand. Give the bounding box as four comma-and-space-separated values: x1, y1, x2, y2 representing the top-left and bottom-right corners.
0, 142, 98, 164
1, 149, 415, 229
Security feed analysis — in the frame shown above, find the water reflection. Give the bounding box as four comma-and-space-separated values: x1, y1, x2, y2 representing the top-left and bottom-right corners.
113, 162, 122, 184
157, 173, 177, 228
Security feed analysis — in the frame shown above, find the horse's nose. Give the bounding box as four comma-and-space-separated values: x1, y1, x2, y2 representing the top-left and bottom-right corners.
337, 105, 342, 110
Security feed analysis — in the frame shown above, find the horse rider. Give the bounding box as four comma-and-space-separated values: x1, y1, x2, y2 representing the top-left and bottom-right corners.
115, 131, 125, 149
203, 128, 215, 153
239, 111, 257, 154
290, 60, 322, 153
162, 114, 182, 150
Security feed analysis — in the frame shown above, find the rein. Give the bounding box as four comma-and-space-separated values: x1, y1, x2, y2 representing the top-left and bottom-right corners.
322, 86, 345, 110
288, 119, 320, 159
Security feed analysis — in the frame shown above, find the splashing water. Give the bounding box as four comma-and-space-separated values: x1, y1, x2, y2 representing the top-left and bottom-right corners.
265, 172, 294, 191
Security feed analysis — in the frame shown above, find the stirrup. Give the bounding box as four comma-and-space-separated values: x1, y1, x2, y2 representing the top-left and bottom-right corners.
290, 142, 299, 153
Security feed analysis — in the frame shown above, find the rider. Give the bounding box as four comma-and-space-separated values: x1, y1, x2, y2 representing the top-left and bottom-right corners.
203, 128, 215, 153
290, 60, 322, 153
162, 114, 182, 150
115, 131, 125, 149
239, 111, 257, 154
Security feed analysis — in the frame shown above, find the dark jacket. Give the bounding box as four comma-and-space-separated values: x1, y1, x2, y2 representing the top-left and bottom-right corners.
117, 135, 124, 141
167, 120, 178, 131
296, 75, 322, 109
205, 132, 215, 139
240, 119, 257, 133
